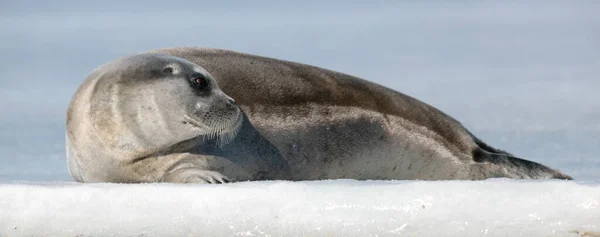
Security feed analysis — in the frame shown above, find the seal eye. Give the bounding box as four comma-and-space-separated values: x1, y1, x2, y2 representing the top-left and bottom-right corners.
191, 74, 209, 90
163, 67, 173, 74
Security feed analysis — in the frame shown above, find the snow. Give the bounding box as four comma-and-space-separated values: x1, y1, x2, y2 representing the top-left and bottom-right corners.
1, 179, 599, 236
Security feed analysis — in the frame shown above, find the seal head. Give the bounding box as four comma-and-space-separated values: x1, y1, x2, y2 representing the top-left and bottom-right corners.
66, 53, 243, 182
96, 53, 241, 148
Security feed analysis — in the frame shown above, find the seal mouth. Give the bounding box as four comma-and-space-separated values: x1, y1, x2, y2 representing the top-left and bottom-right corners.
183, 114, 210, 130
183, 113, 243, 147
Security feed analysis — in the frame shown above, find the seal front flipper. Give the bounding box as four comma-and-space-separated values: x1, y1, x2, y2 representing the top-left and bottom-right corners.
161, 168, 232, 184
158, 154, 254, 184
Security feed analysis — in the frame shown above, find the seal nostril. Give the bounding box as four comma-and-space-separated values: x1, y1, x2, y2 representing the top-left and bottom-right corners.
227, 98, 236, 105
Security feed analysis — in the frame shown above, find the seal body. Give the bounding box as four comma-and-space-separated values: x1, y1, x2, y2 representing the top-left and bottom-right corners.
147, 47, 572, 181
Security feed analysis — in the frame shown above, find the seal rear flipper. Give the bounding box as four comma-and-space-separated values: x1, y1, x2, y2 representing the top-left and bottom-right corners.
472, 148, 573, 180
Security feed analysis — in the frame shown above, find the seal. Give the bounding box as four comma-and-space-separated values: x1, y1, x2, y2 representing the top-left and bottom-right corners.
66, 53, 292, 183
147, 47, 572, 181
67, 48, 572, 183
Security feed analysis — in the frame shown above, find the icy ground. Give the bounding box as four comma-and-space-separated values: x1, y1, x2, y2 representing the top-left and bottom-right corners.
1, 179, 599, 237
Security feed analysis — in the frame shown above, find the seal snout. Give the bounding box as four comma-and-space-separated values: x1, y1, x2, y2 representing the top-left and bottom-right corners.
226, 97, 236, 106
225, 97, 238, 112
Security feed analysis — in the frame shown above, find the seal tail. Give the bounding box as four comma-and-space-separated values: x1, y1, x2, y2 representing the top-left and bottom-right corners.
472, 148, 573, 180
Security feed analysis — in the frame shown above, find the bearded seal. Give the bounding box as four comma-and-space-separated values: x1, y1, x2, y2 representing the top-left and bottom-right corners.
67, 48, 572, 183
145, 47, 572, 181
66, 53, 292, 183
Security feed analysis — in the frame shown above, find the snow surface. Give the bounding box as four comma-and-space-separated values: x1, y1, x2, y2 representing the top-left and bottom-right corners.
2, 0, 600, 182
1, 179, 599, 237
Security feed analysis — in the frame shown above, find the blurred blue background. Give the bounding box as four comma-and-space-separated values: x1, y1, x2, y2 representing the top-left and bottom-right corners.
1, 0, 598, 181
